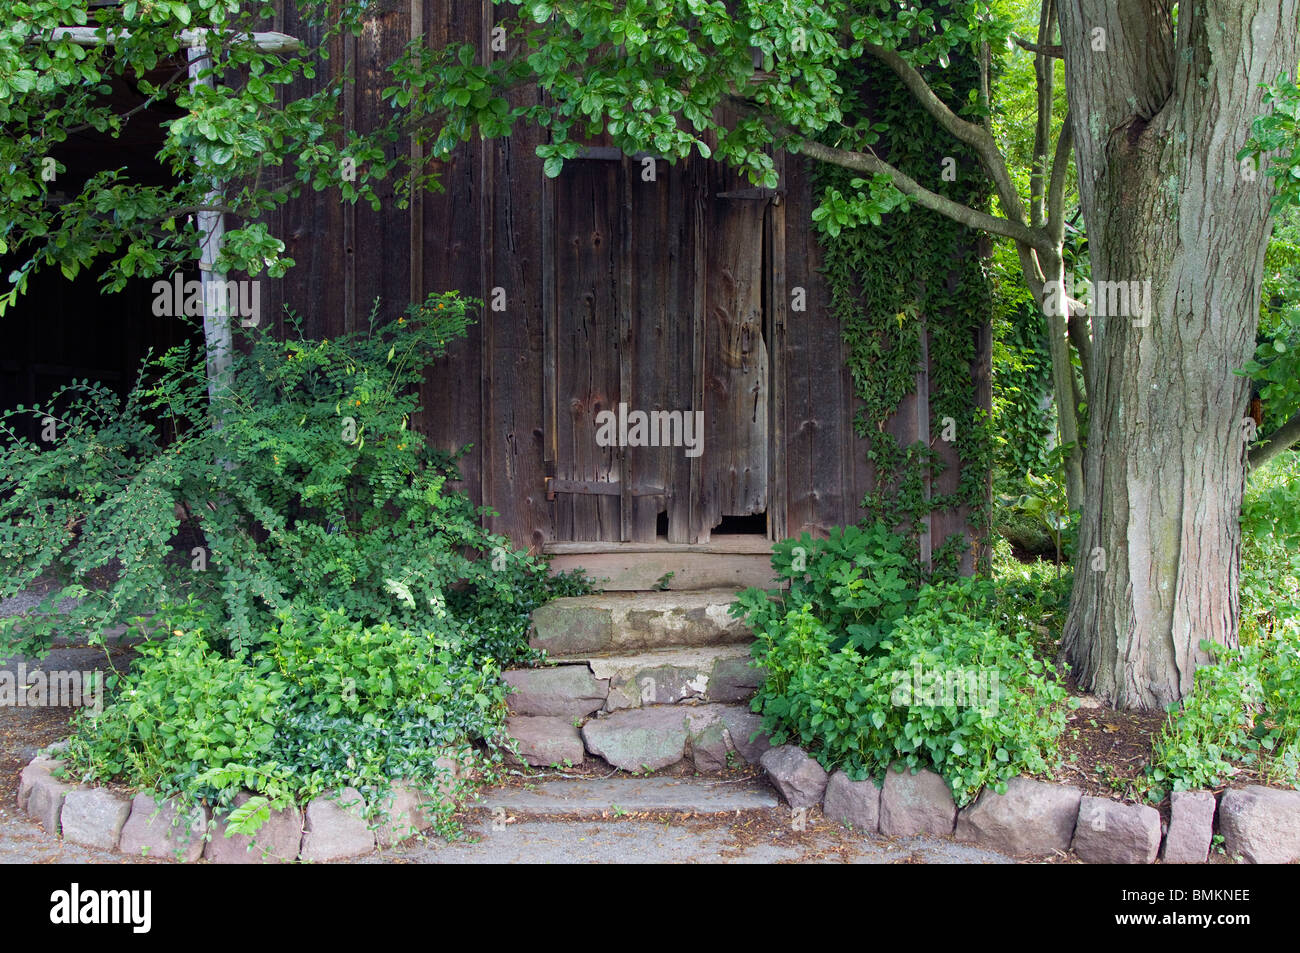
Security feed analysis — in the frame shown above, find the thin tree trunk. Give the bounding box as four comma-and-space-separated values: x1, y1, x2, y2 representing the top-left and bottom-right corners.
1057, 0, 1298, 708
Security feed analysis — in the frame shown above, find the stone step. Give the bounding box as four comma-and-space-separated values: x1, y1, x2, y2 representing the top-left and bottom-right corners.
528, 588, 751, 656
580, 644, 761, 710
472, 776, 780, 815
505, 645, 762, 717
545, 538, 781, 591
504, 702, 775, 774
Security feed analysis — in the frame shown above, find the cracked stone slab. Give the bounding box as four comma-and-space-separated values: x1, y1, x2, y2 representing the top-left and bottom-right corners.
577, 645, 753, 708
581, 707, 690, 771
503, 665, 609, 718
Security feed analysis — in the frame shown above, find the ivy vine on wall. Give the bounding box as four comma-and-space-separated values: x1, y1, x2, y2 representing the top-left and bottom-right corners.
811, 25, 995, 578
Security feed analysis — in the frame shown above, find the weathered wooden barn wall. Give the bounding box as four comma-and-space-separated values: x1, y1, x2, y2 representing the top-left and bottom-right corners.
256, 1, 991, 569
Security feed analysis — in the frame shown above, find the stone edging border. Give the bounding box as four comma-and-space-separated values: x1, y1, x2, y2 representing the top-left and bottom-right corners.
19, 737, 1300, 864
16, 752, 463, 863
758, 744, 1300, 864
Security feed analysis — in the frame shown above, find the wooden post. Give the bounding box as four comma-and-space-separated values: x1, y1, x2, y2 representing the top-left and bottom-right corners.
188, 42, 231, 411
30, 26, 303, 412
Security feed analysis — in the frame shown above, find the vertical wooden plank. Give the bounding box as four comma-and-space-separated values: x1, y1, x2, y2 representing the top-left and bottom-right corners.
781, 156, 846, 538
409, 0, 424, 308
355, 1, 413, 326
414, 0, 484, 507
479, 0, 553, 552
688, 156, 708, 543
271, 5, 348, 339
703, 183, 768, 526
552, 160, 622, 542
342, 23, 357, 332
617, 156, 634, 542
626, 155, 694, 542
768, 153, 788, 542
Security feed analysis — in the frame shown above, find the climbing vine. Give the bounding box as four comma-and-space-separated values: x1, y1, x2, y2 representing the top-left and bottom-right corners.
812, 14, 995, 578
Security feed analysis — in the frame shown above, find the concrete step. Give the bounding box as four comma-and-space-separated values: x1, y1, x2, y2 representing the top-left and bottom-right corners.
528, 588, 751, 656
472, 776, 780, 815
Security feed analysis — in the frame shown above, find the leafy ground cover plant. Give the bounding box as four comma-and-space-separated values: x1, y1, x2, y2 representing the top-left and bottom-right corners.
732, 523, 922, 657
735, 535, 1072, 806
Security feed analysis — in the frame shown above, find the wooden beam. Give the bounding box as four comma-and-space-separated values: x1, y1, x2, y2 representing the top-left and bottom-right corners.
35, 26, 301, 52
544, 535, 773, 555
188, 42, 232, 410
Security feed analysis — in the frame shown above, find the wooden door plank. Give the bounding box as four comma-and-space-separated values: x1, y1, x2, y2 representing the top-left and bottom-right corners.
703, 162, 768, 528
553, 159, 622, 541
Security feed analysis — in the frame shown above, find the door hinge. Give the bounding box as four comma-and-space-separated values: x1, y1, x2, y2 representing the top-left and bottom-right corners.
716, 187, 783, 205
546, 477, 668, 501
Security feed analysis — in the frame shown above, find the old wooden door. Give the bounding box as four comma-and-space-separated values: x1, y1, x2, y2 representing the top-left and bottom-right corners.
545, 154, 773, 544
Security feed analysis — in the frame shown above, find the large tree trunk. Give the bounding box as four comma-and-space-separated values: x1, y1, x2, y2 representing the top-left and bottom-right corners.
1057, 1, 1298, 708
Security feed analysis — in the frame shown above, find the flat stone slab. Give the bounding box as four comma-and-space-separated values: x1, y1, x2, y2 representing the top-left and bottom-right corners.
473, 776, 780, 815
1071, 796, 1161, 864
503, 665, 608, 718
530, 589, 751, 655
581, 707, 689, 772
118, 794, 208, 862
299, 787, 374, 862
880, 765, 957, 838
574, 647, 748, 707
955, 777, 1080, 858
60, 788, 131, 851
578, 645, 754, 708
205, 792, 303, 864
1219, 785, 1300, 864
506, 715, 585, 768
1162, 790, 1216, 864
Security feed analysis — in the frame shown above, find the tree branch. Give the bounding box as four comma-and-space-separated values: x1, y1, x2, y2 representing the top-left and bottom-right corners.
1046, 111, 1073, 248
1249, 411, 1300, 469
792, 137, 1055, 253
861, 41, 1030, 229
1013, 36, 1063, 58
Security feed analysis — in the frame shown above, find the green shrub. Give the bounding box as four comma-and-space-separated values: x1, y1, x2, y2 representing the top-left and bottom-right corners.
63, 629, 291, 800
1240, 452, 1300, 642
65, 610, 509, 834
0, 292, 584, 661
1148, 624, 1300, 795
740, 562, 1072, 806
733, 523, 922, 656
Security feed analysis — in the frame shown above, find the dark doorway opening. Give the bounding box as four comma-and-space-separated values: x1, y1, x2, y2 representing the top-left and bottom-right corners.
0, 69, 199, 442
713, 512, 768, 536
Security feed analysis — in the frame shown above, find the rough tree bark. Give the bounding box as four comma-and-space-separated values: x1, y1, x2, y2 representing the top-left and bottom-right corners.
1057, 1, 1299, 708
